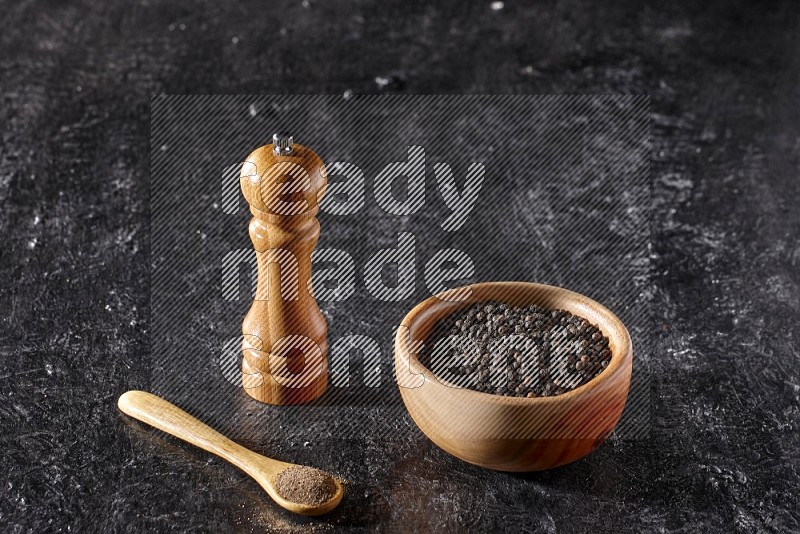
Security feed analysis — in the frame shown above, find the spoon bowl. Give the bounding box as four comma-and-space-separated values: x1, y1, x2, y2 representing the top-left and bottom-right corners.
117, 390, 343, 516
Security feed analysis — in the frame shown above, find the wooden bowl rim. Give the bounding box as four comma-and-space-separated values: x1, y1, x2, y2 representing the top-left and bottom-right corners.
396, 281, 633, 406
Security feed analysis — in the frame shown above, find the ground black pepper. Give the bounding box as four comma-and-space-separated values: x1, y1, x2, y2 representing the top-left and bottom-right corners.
422, 301, 612, 397
275, 466, 337, 506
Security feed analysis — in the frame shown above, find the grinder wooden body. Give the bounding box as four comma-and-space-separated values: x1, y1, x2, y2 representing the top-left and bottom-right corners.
239, 139, 328, 405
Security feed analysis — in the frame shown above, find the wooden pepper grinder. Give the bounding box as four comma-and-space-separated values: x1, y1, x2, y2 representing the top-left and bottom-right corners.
240, 133, 328, 405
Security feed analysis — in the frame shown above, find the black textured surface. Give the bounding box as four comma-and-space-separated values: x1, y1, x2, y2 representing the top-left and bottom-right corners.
148, 94, 651, 444
1, 1, 798, 532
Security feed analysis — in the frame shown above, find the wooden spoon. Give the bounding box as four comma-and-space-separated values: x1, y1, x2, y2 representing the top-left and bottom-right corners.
117, 390, 344, 516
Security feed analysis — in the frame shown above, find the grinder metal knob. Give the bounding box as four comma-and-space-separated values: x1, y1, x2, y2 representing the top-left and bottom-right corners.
272, 132, 294, 156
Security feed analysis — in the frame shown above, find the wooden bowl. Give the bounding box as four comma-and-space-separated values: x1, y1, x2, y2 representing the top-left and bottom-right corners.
394, 281, 633, 471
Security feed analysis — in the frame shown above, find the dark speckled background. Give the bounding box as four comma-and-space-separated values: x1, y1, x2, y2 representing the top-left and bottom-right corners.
1, 1, 798, 532
149, 94, 651, 444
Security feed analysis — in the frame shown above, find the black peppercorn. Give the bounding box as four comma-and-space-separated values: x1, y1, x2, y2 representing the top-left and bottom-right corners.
422, 301, 612, 398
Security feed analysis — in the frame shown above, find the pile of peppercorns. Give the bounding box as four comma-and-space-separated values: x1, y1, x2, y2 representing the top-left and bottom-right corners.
422, 301, 612, 397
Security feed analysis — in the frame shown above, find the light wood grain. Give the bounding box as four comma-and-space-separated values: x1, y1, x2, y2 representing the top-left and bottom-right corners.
394, 281, 633, 471
240, 142, 329, 405
117, 391, 343, 516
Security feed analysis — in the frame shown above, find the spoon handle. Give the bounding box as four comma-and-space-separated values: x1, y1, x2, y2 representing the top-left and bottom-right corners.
118, 390, 260, 473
